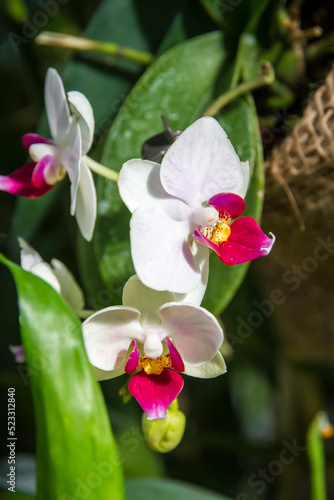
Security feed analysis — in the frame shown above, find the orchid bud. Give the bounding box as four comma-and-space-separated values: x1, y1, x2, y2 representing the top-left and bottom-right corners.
141, 399, 186, 453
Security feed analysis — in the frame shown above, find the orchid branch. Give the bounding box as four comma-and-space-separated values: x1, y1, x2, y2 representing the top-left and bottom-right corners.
202, 62, 275, 117
84, 155, 119, 182
35, 31, 154, 66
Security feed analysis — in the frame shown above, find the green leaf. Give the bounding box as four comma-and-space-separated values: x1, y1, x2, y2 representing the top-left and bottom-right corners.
0, 255, 124, 500
96, 31, 225, 301
126, 478, 232, 500
202, 95, 264, 316
198, 0, 223, 26
221, 0, 280, 49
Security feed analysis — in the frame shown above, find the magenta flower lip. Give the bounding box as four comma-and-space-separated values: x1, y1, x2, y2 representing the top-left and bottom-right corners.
125, 338, 185, 420
193, 192, 275, 265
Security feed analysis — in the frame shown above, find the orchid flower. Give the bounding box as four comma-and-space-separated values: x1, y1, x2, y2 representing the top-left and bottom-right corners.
0, 68, 96, 241
118, 117, 275, 293
82, 275, 226, 420
19, 238, 85, 314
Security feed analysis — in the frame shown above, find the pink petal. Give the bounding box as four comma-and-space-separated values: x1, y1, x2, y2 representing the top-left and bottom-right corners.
218, 216, 275, 265
165, 337, 185, 372
128, 369, 184, 420
0, 162, 54, 198
22, 133, 52, 151
125, 340, 140, 374
208, 192, 245, 220
31, 155, 58, 188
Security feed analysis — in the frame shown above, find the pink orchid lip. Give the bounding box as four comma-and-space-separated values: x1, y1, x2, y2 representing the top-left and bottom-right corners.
0, 162, 54, 198
31, 155, 59, 188
128, 369, 184, 420
208, 192, 246, 220
22, 133, 53, 151
219, 216, 275, 264
194, 216, 275, 265
125, 338, 185, 419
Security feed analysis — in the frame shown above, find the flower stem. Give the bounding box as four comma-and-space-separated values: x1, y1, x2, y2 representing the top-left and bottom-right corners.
35, 31, 154, 66
83, 156, 119, 182
307, 412, 333, 500
202, 62, 275, 117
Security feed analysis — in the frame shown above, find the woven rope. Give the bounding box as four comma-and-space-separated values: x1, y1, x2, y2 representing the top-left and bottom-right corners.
265, 67, 334, 229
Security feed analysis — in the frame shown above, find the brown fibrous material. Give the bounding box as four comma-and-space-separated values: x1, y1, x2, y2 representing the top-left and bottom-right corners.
265, 67, 334, 230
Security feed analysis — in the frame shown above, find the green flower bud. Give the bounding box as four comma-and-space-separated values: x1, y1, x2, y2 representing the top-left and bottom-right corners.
141, 399, 186, 453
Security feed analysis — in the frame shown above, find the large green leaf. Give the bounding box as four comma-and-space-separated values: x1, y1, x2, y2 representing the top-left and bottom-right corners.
96, 31, 225, 302
0, 255, 124, 500
126, 478, 232, 500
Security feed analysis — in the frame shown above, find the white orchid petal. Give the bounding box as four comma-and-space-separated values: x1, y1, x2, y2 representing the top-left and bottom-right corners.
122, 275, 175, 325
30, 262, 61, 292
183, 351, 227, 378
82, 306, 144, 371
161, 116, 247, 208
59, 121, 82, 215
159, 303, 223, 365
67, 90, 95, 155
74, 159, 97, 241
240, 160, 250, 198
45, 68, 70, 142
118, 159, 190, 219
174, 242, 209, 306
29, 143, 57, 163
18, 237, 43, 271
51, 259, 85, 311
130, 204, 201, 293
